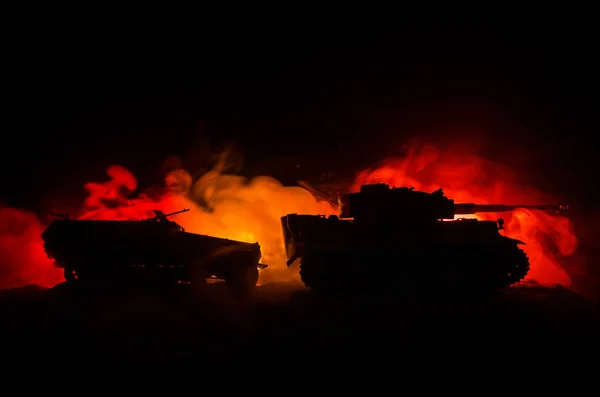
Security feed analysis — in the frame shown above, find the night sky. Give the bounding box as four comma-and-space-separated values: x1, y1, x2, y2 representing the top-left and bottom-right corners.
3, 23, 598, 213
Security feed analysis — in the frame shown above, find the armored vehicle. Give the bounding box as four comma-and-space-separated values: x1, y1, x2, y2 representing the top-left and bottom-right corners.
281, 183, 568, 293
42, 209, 267, 293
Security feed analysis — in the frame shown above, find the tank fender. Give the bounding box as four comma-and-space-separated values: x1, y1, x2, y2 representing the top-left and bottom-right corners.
503, 236, 526, 245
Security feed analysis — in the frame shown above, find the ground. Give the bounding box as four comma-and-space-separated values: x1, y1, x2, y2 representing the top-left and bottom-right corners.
1, 280, 598, 370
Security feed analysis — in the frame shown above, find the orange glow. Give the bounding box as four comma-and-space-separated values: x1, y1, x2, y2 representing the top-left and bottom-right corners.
351, 144, 577, 286
0, 143, 577, 289
59, 165, 335, 286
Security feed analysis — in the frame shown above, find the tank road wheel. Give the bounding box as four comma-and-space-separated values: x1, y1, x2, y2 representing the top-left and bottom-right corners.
225, 265, 259, 296
299, 253, 342, 295
503, 247, 530, 287
299, 255, 321, 291
482, 245, 530, 290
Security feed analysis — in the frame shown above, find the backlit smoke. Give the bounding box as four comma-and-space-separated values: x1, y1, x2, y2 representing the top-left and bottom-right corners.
0, 143, 578, 289
352, 144, 577, 286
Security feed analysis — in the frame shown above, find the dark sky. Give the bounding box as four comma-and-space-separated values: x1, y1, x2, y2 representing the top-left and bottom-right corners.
2, 22, 598, 212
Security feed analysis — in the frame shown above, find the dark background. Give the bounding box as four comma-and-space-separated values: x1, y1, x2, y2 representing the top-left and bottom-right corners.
2, 22, 598, 211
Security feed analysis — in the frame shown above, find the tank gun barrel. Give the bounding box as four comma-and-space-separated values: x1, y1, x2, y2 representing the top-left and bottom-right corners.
297, 180, 341, 207
147, 208, 190, 221
454, 203, 569, 214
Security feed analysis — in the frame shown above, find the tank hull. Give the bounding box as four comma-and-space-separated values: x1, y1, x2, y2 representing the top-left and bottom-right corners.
42, 219, 265, 293
282, 214, 529, 293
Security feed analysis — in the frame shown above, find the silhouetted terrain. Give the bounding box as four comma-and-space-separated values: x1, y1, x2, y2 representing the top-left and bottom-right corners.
1, 280, 598, 368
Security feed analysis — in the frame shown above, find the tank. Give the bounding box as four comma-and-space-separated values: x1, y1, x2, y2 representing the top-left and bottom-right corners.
41, 209, 267, 293
281, 184, 569, 293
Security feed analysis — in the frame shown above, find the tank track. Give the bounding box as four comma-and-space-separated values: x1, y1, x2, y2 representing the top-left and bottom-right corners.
299, 242, 530, 294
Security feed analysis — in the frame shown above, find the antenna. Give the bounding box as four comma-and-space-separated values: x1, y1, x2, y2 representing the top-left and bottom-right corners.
297, 181, 342, 207
50, 212, 69, 220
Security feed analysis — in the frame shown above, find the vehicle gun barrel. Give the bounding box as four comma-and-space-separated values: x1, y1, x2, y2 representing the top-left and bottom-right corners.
146, 208, 190, 221
162, 208, 190, 217
454, 203, 569, 214
50, 212, 70, 219
297, 180, 341, 207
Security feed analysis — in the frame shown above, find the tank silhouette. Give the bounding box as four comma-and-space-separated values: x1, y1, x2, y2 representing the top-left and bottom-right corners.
281, 183, 569, 293
41, 208, 267, 293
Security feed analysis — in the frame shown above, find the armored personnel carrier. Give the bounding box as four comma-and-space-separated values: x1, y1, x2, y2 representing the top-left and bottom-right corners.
41, 209, 267, 293
281, 183, 568, 293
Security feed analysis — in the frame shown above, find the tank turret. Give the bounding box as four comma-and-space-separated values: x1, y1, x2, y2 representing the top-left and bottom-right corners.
338, 184, 567, 223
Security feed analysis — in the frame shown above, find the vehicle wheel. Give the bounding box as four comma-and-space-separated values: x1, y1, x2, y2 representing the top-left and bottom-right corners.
226, 265, 259, 296
188, 260, 210, 285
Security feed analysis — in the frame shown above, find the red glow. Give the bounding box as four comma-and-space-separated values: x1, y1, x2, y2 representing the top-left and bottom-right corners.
0, 144, 577, 289
351, 144, 577, 286
0, 207, 63, 289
